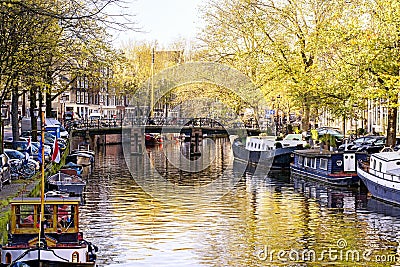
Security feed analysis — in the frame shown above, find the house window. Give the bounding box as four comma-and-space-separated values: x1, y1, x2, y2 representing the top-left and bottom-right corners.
320, 158, 328, 170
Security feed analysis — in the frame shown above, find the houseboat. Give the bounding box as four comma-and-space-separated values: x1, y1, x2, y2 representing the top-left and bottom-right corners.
0, 197, 97, 267
291, 149, 368, 186
232, 134, 306, 169
357, 151, 400, 205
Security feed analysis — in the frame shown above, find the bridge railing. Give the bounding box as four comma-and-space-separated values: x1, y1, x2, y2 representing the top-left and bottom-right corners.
123, 117, 226, 128
68, 116, 258, 131
68, 118, 124, 130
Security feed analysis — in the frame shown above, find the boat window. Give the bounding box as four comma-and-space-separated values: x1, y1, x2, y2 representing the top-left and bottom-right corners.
396, 162, 400, 165
5, 252, 11, 264
57, 204, 75, 229
379, 162, 382, 172
320, 159, 328, 170
298, 156, 303, 165
258, 143, 261, 149
15, 204, 35, 228
72, 251, 79, 262
304, 157, 310, 167
372, 159, 376, 169
310, 158, 316, 169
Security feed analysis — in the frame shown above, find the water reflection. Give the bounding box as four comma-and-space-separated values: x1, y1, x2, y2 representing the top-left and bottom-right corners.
78, 141, 400, 267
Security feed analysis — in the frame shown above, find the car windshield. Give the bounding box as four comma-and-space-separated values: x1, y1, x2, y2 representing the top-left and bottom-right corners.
353, 138, 368, 145
373, 139, 386, 145
5, 150, 25, 159
319, 129, 342, 135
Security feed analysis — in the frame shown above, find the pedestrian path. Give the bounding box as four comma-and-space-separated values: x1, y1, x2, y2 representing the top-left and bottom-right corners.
0, 178, 39, 213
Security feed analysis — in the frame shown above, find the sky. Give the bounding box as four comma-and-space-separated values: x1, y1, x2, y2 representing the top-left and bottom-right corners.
110, 0, 204, 48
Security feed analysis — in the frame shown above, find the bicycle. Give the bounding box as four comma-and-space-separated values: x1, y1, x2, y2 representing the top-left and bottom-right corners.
9, 159, 36, 179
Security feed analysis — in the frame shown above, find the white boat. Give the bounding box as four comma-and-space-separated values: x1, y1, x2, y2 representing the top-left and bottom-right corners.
232, 134, 306, 169
71, 144, 95, 157
66, 153, 93, 167
357, 151, 400, 205
0, 197, 97, 267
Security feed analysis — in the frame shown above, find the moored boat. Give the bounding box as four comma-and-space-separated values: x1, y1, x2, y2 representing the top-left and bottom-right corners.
61, 162, 84, 176
71, 144, 95, 157
232, 134, 306, 169
291, 149, 367, 186
0, 197, 97, 267
145, 133, 163, 146
357, 151, 400, 205
47, 172, 86, 196
66, 153, 94, 167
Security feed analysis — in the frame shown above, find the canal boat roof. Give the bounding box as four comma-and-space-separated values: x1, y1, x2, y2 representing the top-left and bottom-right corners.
293, 149, 345, 157
371, 151, 400, 162
10, 197, 81, 205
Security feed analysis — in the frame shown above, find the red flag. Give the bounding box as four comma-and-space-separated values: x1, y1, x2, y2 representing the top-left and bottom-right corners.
52, 138, 60, 163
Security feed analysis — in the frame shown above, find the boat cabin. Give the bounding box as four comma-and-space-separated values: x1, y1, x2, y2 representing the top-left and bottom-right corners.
1, 197, 97, 266
369, 152, 400, 178
245, 136, 275, 151
292, 149, 367, 175
9, 197, 81, 246
245, 134, 306, 152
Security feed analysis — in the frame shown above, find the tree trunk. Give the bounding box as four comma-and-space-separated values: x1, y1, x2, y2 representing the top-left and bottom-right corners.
46, 90, 52, 117
342, 115, 346, 138
386, 104, 397, 147
30, 86, 38, 141
0, 117, 3, 154
301, 103, 310, 131
11, 85, 19, 142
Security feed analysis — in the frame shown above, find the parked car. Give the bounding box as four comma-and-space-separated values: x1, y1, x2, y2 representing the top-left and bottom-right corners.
338, 136, 377, 151
31, 142, 51, 161
0, 153, 11, 190
4, 149, 40, 170
306, 127, 345, 147
338, 135, 399, 154
355, 136, 386, 153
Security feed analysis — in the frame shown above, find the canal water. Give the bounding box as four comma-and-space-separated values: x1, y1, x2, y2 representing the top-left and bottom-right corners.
79, 138, 400, 267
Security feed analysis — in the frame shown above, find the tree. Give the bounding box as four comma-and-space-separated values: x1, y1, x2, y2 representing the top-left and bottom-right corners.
198, 0, 370, 132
